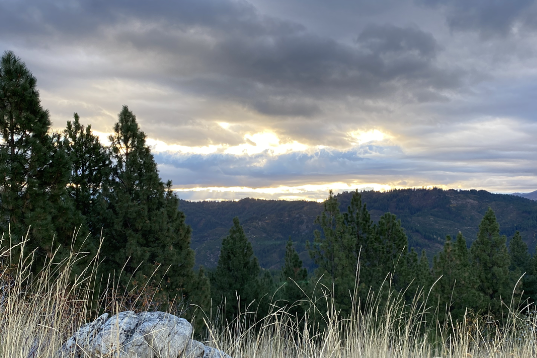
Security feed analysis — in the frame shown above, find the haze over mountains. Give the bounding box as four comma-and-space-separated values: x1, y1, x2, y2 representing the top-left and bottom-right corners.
513, 190, 537, 201
180, 188, 537, 270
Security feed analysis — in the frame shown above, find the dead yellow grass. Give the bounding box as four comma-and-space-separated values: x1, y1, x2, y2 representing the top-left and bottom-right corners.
1, 231, 537, 358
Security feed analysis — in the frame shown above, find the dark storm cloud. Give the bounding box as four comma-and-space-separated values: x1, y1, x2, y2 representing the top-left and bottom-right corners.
416, 0, 536, 37
0, 0, 464, 118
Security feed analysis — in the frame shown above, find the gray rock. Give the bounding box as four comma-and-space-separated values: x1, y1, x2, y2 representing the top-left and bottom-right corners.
202, 346, 232, 358
182, 339, 205, 357
59, 311, 192, 358
181, 340, 231, 358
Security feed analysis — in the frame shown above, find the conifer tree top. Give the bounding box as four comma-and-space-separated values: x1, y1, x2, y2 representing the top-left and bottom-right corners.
0, 50, 51, 139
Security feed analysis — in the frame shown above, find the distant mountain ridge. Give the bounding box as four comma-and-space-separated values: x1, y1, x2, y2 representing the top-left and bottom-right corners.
513, 190, 537, 201
179, 189, 537, 270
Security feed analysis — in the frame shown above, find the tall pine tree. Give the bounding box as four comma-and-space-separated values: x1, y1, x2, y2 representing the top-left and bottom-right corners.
0, 51, 84, 267
62, 113, 111, 232
369, 212, 409, 293
211, 216, 261, 323
280, 238, 308, 318
308, 190, 364, 316
508, 231, 531, 303
433, 232, 479, 322
98, 106, 207, 312
470, 208, 510, 316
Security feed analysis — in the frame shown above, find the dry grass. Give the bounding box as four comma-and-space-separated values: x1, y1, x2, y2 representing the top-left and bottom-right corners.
1, 233, 537, 358
0, 230, 99, 357
201, 279, 537, 358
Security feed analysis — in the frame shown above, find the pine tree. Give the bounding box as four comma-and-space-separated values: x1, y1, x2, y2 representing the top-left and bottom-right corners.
452, 232, 480, 317
185, 265, 211, 329
417, 250, 431, 289
211, 216, 261, 323
432, 236, 455, 312
524, 251, 537, 304
403, 248, 431, 300
280, 238, 308, 318
433, 232, 478, 321
309, 190, 346, 280
308, 190, 365, 316
308, 190, 411, 315
508, 231, 530, 302
369, 212, 409, 293
509, 231, 530, 274
470, 208, 510, 316
62, 113, 111, 231
98, 106, 204, 311
0, 51, 84, 267
343, 190, 374, 296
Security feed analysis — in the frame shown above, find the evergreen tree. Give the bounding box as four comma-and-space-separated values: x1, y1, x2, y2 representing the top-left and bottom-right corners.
98, 106, 205, 312
186, 265, 212, 329
308, 190, 364, 316
343, 191, 374, 297
433, 232, 478, 321
62, 113, 111, 231
418, 250, 431, 289
452, 232, 480, 316
369, 212, 408, 292
211, 216, 261, 323
509, 231, 530, 274
403, 248, 431, 300
432, 236, 455, 313
508, 231, 531, 302
309, 190, 411, 315
470, 208, 510, 316
524, 251, 537, 304
0, 51, 84, 267
280, 238, 308, 318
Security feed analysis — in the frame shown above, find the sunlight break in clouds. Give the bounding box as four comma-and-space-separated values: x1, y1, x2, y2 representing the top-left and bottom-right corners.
146, 131, 310, 156
225, 132, 309, 156
174, 182, 394, 202
351, 130, 388, 145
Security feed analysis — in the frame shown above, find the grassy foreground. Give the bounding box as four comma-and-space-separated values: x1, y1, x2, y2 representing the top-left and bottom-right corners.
1, 235, 537, 357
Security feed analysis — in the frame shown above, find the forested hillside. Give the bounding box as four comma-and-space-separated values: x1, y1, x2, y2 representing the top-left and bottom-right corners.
180, 188, 537, 269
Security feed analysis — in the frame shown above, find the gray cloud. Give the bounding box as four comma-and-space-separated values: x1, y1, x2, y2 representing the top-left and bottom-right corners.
416, 0, 535, 37
154, 128, 537, 189
0, 0, 464, 114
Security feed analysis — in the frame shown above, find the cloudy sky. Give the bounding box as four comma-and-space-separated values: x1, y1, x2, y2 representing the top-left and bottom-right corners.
2, 0, 537, 201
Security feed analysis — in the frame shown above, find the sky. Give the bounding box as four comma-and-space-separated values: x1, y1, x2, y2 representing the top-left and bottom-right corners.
1, 0, 537, 201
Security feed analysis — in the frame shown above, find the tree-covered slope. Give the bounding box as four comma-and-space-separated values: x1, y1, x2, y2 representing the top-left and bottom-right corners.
179, 189, 537, 270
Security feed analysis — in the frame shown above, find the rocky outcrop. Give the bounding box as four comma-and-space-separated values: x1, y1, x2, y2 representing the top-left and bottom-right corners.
58, 311, 231, 358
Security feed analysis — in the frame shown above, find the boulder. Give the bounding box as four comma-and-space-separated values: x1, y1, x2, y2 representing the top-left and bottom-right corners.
58, 311, 231, 358
182, 340, 232, 358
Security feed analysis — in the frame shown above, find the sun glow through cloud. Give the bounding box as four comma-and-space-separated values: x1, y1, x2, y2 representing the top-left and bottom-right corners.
350, 129, 388, 145
145, 131, 311, 156
225, 132, 309, 155
174, 182, 394, 202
